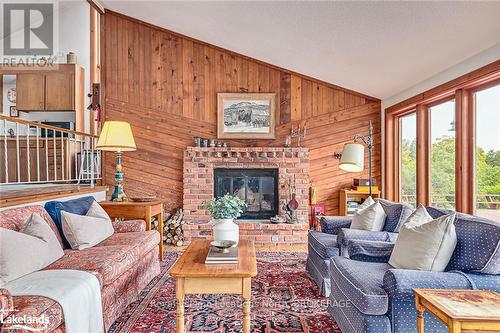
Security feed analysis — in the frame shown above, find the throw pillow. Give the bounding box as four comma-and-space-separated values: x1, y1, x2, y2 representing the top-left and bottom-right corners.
389, 204, 457, 271
86, 200, 112, 221
350, 199, 386, 231
44, 196, 96, 248
0, 214, 64, 284
61, 211, 114, 250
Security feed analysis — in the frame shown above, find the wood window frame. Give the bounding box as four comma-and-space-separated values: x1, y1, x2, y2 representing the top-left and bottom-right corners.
384, 60, 500, 213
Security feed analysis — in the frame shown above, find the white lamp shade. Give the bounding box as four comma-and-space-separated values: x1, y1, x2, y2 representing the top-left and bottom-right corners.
339, 143, 364, 172
96, 121, 137, 152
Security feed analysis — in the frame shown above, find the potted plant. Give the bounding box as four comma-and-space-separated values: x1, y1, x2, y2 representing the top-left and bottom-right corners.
207, 194, 247, 245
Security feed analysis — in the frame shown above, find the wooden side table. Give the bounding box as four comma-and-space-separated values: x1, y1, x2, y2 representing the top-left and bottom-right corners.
414, 288, 500, 333
100, 200, 164, 260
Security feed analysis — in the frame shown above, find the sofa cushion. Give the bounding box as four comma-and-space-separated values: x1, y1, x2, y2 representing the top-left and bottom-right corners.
45, 196, 96, 248
0, 205, 64, 247
61, 211, 114, 250
330, 256, 391, 316
389, 206, 457, 272
46, 230, 159, 286
308, 230, 339, 259
351, 201, 386, 231
378, 199, 413, 232
426, 207, 500, 273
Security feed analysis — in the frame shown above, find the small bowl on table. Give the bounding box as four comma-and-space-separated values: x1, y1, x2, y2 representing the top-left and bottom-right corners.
210, 240, 237, 253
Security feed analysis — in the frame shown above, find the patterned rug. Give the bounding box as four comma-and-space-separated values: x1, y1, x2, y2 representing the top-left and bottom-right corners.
109, 251, 340, 333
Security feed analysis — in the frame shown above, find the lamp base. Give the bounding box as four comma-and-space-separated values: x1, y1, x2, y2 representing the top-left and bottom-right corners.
111, 151, 129, 202
111, 184, 128, 202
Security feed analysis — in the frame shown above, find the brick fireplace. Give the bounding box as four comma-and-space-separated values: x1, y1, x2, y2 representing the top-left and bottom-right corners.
183, 147, 310, 245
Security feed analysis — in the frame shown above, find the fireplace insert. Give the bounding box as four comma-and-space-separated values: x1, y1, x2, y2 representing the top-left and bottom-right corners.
214, 168, 279, 220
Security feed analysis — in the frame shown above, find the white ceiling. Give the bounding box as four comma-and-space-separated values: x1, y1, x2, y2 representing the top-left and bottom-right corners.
102, 1, 500, 100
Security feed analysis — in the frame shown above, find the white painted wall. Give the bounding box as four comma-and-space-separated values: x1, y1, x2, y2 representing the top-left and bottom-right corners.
380, 43, 500, 194
2, 0, 91, 132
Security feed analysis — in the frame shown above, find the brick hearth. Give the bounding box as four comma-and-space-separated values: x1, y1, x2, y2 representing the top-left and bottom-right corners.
183, 147, 310, 245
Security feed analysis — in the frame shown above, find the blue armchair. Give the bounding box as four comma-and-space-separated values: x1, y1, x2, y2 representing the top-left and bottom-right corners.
327, 207, 500, 333
306, 199, 413, 296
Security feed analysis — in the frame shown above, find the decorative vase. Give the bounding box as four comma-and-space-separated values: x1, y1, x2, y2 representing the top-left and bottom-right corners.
212, 218, 239, 245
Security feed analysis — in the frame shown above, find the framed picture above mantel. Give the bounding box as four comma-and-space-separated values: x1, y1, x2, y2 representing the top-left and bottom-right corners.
217, 93, 276, 139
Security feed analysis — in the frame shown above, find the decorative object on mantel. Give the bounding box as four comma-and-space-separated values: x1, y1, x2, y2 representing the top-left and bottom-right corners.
193, 137, 201, 147
207, 193, 247, 245
217, 93, 276, 139
339, 121, 375, 196
284, 135, 292, 148
96, 121, 137, 201
291, 123, 307, 147
164, 208, 184, 246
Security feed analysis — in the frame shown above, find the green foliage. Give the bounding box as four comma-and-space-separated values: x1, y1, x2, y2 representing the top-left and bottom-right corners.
207, 193, 247, 219
401, 135, 500, 209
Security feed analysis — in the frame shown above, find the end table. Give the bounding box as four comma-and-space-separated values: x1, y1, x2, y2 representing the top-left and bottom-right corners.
100, 200, 164, 260
414, 288, 500, 333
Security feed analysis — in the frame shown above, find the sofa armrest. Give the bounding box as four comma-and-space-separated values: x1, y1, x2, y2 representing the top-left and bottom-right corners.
320, 216, 352, 235
337, 228, 396, 249
112, 219, 146, 233
345, 239, 395, 262
382, 269, 473, 301
0, 288, 14, 317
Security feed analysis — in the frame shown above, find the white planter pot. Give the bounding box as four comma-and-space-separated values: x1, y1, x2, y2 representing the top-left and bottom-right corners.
212, 218, 239, 245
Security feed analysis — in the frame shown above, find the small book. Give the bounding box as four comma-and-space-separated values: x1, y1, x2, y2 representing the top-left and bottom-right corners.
205, 246, 239, 264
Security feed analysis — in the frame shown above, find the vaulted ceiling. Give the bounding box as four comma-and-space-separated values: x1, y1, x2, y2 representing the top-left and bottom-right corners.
101, 1, 500, 99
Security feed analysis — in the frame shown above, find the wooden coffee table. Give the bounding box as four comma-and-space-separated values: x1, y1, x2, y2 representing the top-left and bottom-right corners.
414, 288, 500, 333
171, 239, 257, 333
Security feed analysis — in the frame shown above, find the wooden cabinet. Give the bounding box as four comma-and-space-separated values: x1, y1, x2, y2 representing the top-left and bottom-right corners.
16, 74, 45, 110
14, 65, 84, 116
45, 72, 75, 110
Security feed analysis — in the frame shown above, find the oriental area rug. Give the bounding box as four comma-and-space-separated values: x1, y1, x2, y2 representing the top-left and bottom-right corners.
109, 251, 341, 333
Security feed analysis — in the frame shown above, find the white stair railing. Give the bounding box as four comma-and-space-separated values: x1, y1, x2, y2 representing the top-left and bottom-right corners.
0, 115, 101, 186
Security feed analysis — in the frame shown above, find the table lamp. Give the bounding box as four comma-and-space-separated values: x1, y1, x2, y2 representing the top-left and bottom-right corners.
339, 121, 374, 196
96, 121, 136, 201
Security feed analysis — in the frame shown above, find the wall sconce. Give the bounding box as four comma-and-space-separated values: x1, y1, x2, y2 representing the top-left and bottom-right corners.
334, 152, 343, 159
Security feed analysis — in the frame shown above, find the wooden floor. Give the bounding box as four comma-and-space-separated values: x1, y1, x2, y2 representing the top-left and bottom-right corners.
165, 243, 307, 253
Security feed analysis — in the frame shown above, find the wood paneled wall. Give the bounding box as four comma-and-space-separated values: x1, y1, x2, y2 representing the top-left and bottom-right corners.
103, 11, 381, 215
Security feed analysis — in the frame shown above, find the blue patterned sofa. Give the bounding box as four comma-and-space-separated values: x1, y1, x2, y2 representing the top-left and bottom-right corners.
327, 207, 500, 333
306, 199, 412, 296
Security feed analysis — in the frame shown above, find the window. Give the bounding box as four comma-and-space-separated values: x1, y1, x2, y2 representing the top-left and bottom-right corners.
399, 113, 417, 207
429, 100, 456, 209
474, 84, 500, 220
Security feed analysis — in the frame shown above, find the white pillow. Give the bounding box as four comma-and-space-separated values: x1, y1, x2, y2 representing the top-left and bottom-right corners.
389, 204, 457, 271
350, 198, 386, 231
0, 213, 64, 285
86, 200, 112, 221
61, 210, 114, 250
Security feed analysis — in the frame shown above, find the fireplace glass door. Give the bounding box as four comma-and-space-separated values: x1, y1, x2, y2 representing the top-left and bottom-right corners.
214, 168, 279, 219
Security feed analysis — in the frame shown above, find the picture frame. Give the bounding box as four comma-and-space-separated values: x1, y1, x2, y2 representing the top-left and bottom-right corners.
217, 93, 276, 139
9, 105, 18, 117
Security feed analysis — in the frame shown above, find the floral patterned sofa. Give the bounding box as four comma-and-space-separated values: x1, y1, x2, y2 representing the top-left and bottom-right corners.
0, 204, 161, 332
